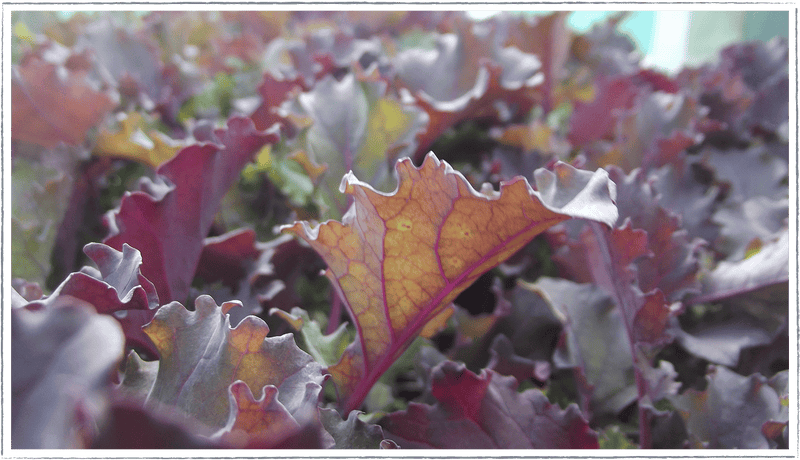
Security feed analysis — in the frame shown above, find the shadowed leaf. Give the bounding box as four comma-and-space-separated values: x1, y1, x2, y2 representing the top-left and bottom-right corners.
381, 361, 598, 448
104, 116, 279, 302
25, 243, 159, 354
320, 407, 395, 449
670, 366, 785, 448
12, 297, 124, 448
530, 277, 637, 415
143, 295, 324, 432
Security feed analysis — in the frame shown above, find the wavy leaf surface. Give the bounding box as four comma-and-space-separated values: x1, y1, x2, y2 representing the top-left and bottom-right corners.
283, 152, 617, 412
143, 295, 324, 432
93, 112, 184, 168
104, 116, 279, 302
282, 71, 427, 218
25, 243, 159, 354
381, 361, 598, 448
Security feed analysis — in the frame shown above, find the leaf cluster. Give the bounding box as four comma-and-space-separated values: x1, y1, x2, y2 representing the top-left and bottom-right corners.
9, 10, 790, 450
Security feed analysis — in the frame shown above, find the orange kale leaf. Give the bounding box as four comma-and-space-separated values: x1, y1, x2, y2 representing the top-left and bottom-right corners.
283, 152, 618, 413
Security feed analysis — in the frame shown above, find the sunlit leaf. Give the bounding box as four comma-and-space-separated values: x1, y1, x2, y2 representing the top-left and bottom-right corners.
283, 152, 617, 412
94, 112, 184, 168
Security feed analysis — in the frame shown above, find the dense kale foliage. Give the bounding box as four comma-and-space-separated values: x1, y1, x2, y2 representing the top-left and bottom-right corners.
9, 10, 790, 450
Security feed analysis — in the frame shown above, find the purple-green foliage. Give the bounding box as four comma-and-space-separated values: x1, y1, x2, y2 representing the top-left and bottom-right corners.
10, 10, 789, 449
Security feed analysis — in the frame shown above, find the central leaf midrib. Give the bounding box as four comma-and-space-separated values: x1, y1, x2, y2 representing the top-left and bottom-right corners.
350, 214, 564, 411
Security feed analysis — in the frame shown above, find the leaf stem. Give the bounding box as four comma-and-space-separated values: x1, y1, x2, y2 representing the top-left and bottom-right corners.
589, 222, 653, 449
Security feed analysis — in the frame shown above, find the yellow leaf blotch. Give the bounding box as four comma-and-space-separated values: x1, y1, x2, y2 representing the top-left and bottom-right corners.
14, 21, 35, 42
268, 309, 304, 331
94, 112, 183, 168
495, 122, 553, 153
282, 152, 615, 413
328, 349, 361, 400
142, 320, 175, 359
288, 150, 327, 186
225, 383, 299, 444
229, 321, 268, 354
744, 237, 763, 259
144, 296, 324, 430
234, 354, 272, 388
214, 318, 277, 392
241, 145, 272, 182
358, 98, 414, 168
387, 215, 413, 232
338, 274, 368, 312
317, 224, 342, 250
